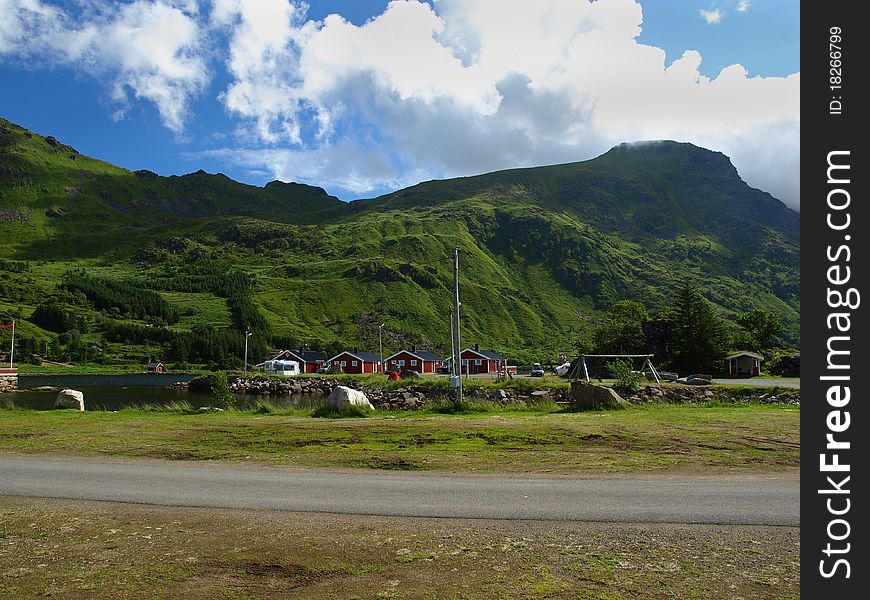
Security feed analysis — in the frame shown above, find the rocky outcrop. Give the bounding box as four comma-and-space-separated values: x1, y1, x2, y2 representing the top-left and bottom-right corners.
569, 381, 628, 410
769, 353, 800, 377
618, 384, 800, 406
54, 389, 85, 410
185, 376, 337, 396
176, 375, 798, 412
327, 386, 374, 410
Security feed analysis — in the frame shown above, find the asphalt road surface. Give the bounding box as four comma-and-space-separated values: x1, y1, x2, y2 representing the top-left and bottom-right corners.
0, 456, 799, 526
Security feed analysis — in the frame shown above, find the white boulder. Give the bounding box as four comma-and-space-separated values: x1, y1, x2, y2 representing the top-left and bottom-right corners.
327, 386, 374, 410
55, 389, 85, 411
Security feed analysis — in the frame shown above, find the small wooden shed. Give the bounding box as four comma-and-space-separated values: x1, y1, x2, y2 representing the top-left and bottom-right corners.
726, 352, 762, 377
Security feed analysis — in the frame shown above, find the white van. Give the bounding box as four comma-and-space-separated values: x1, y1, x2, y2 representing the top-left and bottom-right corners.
264, 359, 301, 376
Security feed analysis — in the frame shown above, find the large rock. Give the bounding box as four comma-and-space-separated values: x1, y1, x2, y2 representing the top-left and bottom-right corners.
770, 353, 800, 377
569, 381, 628, 410
54, 389, 85, 410
327, 386, 374, 410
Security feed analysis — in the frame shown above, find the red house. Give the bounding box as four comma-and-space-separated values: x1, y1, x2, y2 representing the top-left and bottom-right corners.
384, 346, 441, 374
146, 361, 165, 374
460, 344, 507, 374
272, 347, 326, 373
326, 350, 384, 374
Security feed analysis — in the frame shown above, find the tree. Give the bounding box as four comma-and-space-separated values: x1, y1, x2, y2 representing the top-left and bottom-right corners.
31, 304, 76, 333
668, 284, 730, 375
592, 300, 650, 354
736, 309, 782, 349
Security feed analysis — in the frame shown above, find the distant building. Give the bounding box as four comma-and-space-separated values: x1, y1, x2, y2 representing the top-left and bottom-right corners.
384, 345, 441, 374
263, 359, 301, 376
326, 350, 383, 374
460, 344, 509, 374
726, 352, 762, 377
146, 361, 165, 374
272, 347, 326, 373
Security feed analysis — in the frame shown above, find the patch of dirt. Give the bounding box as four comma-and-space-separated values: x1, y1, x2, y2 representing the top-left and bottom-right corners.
0, 496, 800, 599
365, 456, 422, 470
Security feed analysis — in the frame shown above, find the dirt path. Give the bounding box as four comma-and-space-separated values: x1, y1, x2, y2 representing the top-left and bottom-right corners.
0, 496, 799, 599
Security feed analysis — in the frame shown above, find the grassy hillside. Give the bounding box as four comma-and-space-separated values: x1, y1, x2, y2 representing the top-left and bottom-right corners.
0, 118, 798, 367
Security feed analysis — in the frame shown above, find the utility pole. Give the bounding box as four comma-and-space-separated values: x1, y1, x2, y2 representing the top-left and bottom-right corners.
451, 248, 463, 406
9, 319, 14, 369
243, 330, 252, 376
378, 323, 385, 373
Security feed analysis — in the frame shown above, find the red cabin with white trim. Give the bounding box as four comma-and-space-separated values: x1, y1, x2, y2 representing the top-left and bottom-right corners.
726, 352, 762, 377
459, 344, 508, 374
273, 347, 326, 373
326, 350, 383, 374
384, 346, 441, 374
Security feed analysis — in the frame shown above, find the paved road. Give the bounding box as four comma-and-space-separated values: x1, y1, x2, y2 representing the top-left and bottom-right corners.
0, 456, 799, 526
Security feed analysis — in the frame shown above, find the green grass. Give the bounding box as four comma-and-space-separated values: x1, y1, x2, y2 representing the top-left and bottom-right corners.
0, 403, 799, 474
2, 117, 799, 371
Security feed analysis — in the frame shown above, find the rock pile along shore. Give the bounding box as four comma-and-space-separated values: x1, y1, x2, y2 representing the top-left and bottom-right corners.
179, 376, 799, 410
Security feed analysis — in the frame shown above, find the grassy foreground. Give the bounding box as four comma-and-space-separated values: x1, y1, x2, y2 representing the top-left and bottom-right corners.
0, 496, 799, 599
0, 403, 799, 474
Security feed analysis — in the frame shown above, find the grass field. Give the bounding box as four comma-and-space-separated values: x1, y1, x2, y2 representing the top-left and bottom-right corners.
0, 403, 799, 475
0, 496, 800, 599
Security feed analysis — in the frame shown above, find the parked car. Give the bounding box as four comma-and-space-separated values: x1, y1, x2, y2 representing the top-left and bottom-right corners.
530, 362, 545, 377
436, 364, 451, 374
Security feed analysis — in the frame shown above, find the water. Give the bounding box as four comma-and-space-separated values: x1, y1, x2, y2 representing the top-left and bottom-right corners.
3, 374, 325, 411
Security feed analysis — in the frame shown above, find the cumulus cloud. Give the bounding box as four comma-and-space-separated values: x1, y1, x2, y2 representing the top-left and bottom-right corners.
206, 0, 799, 208
700, 8, 723, 24
737, 1, 750, 12
1, 0, 800, 209
0, 0, 208, 132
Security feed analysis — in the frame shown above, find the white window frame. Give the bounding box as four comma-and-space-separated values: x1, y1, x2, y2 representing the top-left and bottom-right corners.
475, 359, 482, 366
340, 360, 346, 367
351, 360, 358, 366
398, 359, 405, 366
410, 359, 417, 366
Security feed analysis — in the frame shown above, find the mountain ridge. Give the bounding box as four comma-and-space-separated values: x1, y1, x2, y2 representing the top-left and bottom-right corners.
0, 117, 799, 364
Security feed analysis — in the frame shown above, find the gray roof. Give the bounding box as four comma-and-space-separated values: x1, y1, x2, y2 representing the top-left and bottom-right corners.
463, 347, 506, 360
278, 348, 326, 362
329, 350, 383, 363
726, 351, 763, 360
386, 349, 441, 362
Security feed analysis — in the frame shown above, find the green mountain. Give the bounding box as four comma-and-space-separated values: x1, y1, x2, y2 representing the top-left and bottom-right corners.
0, 117, 798, 366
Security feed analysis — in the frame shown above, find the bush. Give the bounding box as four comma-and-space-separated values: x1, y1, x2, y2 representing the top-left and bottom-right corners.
210, 371, 235, 409
607, 359, 644, 393
311, 404, 370, 418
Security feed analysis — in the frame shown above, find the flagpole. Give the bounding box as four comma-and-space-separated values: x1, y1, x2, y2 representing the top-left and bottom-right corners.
8, 319, 14, 369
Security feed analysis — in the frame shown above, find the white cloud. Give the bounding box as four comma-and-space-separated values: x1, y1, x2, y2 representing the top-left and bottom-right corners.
0, 0, 208, 132
700, 8, 723, 24
736, 1, 750, 13
207, 0, 799, 208
1, 0, 800, 209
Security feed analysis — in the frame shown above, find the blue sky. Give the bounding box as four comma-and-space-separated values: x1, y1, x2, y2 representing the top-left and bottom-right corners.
0, 0, 800, 208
